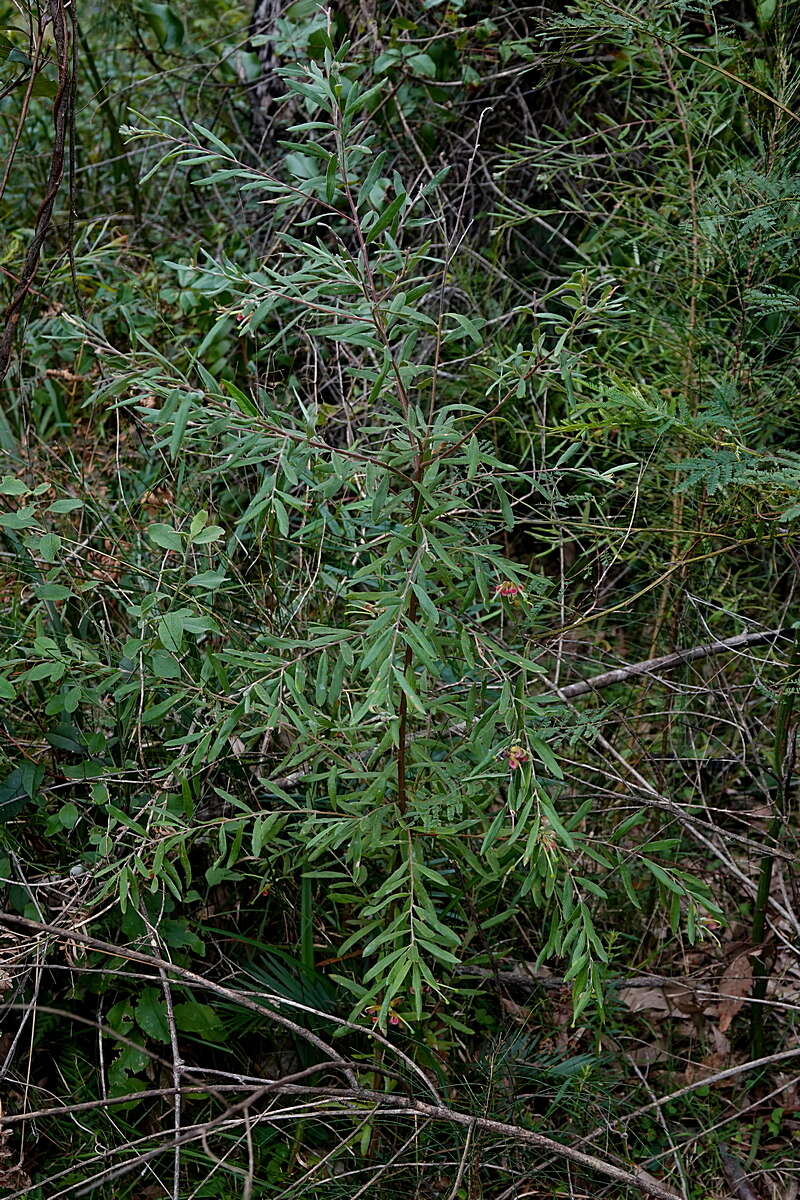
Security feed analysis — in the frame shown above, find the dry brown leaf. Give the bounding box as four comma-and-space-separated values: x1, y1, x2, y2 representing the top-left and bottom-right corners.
629, 1036, 669, 1066
664, 981, 703, 1016
698, 1024, 732, 1074
499, 995, 531, 1023
710, 1025, 731, 1057
618, 985, 671, 1016
618, 981, 701, 1019
719, 952, 754, 1034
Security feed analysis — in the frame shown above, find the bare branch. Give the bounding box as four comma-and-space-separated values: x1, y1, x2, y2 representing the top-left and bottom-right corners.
555, 627, 787, 700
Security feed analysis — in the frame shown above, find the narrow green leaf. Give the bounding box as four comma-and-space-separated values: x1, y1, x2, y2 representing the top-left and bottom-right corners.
366, 192, 406, 242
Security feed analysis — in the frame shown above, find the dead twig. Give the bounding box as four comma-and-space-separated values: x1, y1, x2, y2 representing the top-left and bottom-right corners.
555, 628, 787, 700
720, 1146, 760, 1200
0, 912, 438, 1101
0, 915, 682, 1200
0, 0, 74, 383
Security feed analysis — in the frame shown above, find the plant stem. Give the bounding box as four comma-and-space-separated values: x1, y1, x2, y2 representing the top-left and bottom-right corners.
300, 871, 314, 972
750, 631, 799, 1058
396, 462, 426, 816
77, 21, 141, 223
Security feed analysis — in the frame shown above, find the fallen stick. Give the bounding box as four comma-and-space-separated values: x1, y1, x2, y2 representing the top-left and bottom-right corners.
269, 628, 788, 791
0, 914, 681, 1200
403, 1099, 682, 1200
555, 627, 787, 700
720, 1147, 760, 1200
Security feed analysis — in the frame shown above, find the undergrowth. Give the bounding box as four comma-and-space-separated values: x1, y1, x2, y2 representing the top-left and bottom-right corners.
1, 1, 799, 1197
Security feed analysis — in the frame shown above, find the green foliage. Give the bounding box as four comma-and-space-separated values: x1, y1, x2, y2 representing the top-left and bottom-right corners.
1, 0, 799, 1197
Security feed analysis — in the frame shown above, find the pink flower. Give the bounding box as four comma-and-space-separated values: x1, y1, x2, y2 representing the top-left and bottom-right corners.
364, 998, 404, 1027
495, 580, 523, 599
506, 744, 529, 770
